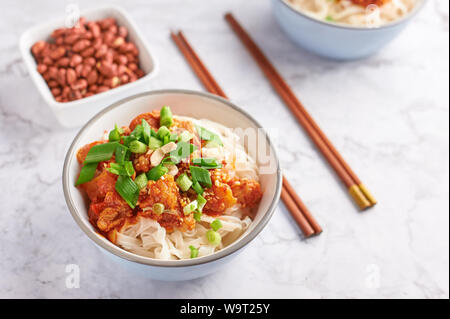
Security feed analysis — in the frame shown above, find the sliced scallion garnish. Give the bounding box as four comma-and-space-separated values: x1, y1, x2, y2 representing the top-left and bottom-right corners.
192, 157, 222, 169
83, 142, 118, 164
206, 230, 221, 246
141, 119, 152, 144
157, 126, 171, 139
183, 200, 198, 215
75, 162, 97, 186
129, 140, 147, 154
197, 194, 207, 212
115, 144, 128, 165
135, 173, 148, 189
190, 166, 212, 188
192, 181, 204, 195
189, 245, 199, 259
176, 173, 192, 192
210, 218, 222, 232
115, 175, 139, 209
146, 164, 168, 181
193, 211, 202, 222
109, 124, 122, 142
153, 203, 165, 215
148, 136, 162, 150
160, 106, 173, 127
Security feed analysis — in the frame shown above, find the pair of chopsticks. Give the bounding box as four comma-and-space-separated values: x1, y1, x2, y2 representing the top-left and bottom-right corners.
224, 13, 377, 210
171, 31, 322, 237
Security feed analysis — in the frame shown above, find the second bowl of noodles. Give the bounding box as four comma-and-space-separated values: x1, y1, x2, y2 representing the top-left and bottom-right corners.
273, 0, 426, 60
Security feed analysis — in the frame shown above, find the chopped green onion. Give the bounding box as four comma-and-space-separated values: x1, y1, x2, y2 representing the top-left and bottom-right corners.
153, 203, 165, 215
193, 212, 202, 222
157, 126, 171, 139
107, 161, 135, 176
150, 128, 158, 138
75, 162, 97, 185
197, 194, 207, 212
115, 175, 139, 209
206, 230, 221, 246
115, 144, 128, 165
192, 157, 222, 169
148, 136, 163, 150
195, 125, 223, 146
130, 124, 144, 142
183, 200, 198, 215
135, 173, 148, 189
141, 119, 152, 144
176, 173, 193, 192
124, 161, 135, 176
190, 166, 212, 188
160, 106, 173, 127
163, 135, 169, 145
210, 219, 222, 232
146, 164, 168, 181
192, 181, 204, 195
83, 142, 118, 164
178, 131, 193, 143
129, 140, 147, 154
189, 245, 199, 259
107, 163, 125, 175
109, 124, 122, 142
325, 15, 334, 22
122, 135, 136, 147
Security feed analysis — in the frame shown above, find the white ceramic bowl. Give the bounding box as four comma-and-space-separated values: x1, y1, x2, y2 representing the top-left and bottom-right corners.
20, 6, 158, 128
63, 89, 282, 281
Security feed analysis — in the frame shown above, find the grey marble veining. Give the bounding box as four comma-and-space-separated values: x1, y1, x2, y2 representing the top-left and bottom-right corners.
0, 0, 448, 298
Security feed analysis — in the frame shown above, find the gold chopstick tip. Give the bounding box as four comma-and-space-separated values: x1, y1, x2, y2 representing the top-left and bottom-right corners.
348, 185, 371, 210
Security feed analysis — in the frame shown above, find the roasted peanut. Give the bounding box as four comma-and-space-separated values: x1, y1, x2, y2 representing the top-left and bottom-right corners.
31, 41, 47, 56
118, 26, 128, 38
80, 47, 95, 58
97, 86, 110, 93
51, 87, 61, 96
86, 69, 98, 85
37, 64, 47, 74
99, 18, 116, 30
71, 78, 88, 91
69, 54, 83, 67
72, 39, 90, 52
57, 68, 67, 86
57, 57, 70, 67
95, 44, 108, 58
66, 68, 77, 85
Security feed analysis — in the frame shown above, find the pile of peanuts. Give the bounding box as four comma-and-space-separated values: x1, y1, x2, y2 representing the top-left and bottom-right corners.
31, 17, 145, 103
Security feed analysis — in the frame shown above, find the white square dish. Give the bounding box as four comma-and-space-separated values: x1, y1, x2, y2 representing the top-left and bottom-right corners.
19, 5, 159, 128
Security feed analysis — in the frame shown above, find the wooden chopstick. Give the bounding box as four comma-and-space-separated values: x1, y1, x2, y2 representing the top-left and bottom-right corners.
171, 31, 322, 237
224, 13, 377, 210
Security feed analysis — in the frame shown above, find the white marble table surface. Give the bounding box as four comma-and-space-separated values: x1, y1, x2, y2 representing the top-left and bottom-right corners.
0, 0, 448, 298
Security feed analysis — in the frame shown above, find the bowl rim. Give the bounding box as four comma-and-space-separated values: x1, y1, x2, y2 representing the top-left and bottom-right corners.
19, 5, 159, 110
277, 0, 427, 31
62, 89, 282, 267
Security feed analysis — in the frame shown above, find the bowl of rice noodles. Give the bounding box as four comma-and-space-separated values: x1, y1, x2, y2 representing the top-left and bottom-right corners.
273, 0, 426, 60
63, 89, 281, 281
